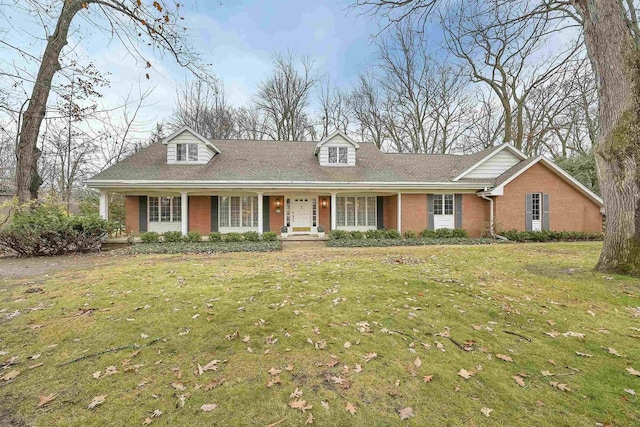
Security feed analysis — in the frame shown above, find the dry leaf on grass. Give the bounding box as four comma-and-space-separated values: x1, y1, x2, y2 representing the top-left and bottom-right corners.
289, 399, 313, 412
142, 418, 153, 425
480, 407, 493, 417
541, 370, 554, 377
398, 407, 415, 420
354, 364, 363, 373
345, 402, 357, 414
496, 354, 513, 363
37, 394, 56, 408
88, 395, 106, 409
198, 360, 219, 375
576, 352, 593, 357
201, 404, 218, 412
458, 368, 475, 379
604, 347, 622, 357
626, 367, 640, 377
267, 376, 282, 388
1, 370, 20, 381
171, 382, 186, 391
268, 367, 282, 376
289, 388, 303, 399
364, 352, 377, 362
305, 412, 314, 424
321, 401, 330, 410
413, 357, 422, 368
423, 375, 434, 383
513, 376, 526, 387
549, 381, 571, 392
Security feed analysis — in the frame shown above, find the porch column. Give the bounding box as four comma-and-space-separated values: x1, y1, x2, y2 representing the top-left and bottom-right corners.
331, 192, 337, 230
257, 192, 264, 234
99, 189, 109, 220
397, 192, 402, 234
181, 191, 188, 235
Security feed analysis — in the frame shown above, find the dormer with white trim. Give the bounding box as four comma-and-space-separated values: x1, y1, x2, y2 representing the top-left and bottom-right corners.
314, 130, 360, 166
453, 143, 527, 181
163, 126, 221, 165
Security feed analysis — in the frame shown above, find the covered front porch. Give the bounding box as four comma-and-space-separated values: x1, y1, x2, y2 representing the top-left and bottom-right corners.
98, 189, 408, 237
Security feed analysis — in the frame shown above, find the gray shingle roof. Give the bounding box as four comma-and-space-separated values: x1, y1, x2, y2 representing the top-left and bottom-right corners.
88, 140, 505, 185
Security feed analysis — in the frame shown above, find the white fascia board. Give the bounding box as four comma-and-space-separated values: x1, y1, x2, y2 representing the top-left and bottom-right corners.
84, 179, 494, 191
314, 130, 360, 155
161, 126, 221, 154
453, 143, 528, 182
488, 155, 603, 206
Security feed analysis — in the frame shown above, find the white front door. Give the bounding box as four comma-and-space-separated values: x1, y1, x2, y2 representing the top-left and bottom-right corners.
291, 197, 312, 231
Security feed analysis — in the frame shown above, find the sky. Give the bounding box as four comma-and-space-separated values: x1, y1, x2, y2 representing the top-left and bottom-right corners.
0, 0, 382, 130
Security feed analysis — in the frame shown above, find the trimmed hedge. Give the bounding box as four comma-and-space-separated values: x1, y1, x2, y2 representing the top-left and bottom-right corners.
162, 231, 183, 243
140, 231, 160, 243
129, 241, 282, 254
184, 231, 201, 243
330, 228, 468, 240
501, 230, 603, 242
327, 237, 495, 248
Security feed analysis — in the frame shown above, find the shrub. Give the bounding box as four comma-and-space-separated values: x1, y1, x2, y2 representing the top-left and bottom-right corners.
0, 203, 115, 256
224, 232, 244, 242
262, 231, 278, 241
350, 231, 365, 240
384, 229, 401, 239
243, 231, 260, 242
140, 231, 160, 243
327, 237, 495, 248
419, 229, 437, 238
329, 230, 350, 240
184, 231, 201, 243
208, 232, 222, 242
500, 230, 603, 242
162, 231, 183, 243
403, 230, 417, 239
365, 229, 386, 239
130, 241, 283, 254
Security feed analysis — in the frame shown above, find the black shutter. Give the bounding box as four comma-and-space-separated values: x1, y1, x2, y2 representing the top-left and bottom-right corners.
263, 196, 270, 232
377, 196, 384, 229
427, 195, 434, 230
525, 194, 533, 231
211, 196, 219, 232
139, 196, 147, 232
542, 193, 550, 231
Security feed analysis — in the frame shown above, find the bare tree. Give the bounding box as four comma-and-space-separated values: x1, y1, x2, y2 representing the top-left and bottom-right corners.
349, 73, 387, 149
7, 0, 211, 202
354, 0, 640, 275
254, 51, 318, 141
460, 90, 505, 152
316, 77, 351, 138
236, 106, 270, 140
170, 79, 236, 139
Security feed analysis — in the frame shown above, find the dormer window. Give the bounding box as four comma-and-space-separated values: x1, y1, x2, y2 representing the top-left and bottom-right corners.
177, 143, 198, 162
328, 147, 348, 165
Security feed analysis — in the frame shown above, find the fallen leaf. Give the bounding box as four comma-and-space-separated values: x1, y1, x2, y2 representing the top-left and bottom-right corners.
576, 352, 593, 357
549, 381, 571, 392
268, 367, 282, 376
305, 412, 314, 424
345, 402, 357, 415
541, 370, 554, 377
413, 357, 422, 368
92, 371, 101, 379
364, 352, 377, 362
37, 393, 56, 408
289, 388, 303, 399
1, 370, 20, 381
321, 401, 329, 410
398, 407, 415, 420
535, 400, 545, 407
458, 368, 475, 379
423, 375, 434, 383
171, 382, 186, 391
201, 404, 218, 412
480, 407, 493, 417
105, 365, 117, 376
562, 331, 585, 339
513, 376, 526, 387
353, 364, 363, 373
604, 347, 621, 357
142, 418, 153, 425
204, 377, 225, 391
547, 320, 556, 326
343, 342, 351, 349
289, 399, 312, 412
624, 389, 636, 396
88, 395, 106, 409
496, 354, 513, 363
266, 376, 282, 388
627, 367, 640, 377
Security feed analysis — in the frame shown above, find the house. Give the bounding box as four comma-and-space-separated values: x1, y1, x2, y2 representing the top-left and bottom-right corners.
85, 127, 603, 238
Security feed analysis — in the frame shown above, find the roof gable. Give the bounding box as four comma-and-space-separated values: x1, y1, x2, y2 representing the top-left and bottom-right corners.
314, 130, 360, 155
162, 126, 221, 154
453, 144, 527, 181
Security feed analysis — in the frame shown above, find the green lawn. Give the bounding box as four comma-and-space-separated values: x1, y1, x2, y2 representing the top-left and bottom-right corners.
1, 243, 639, 426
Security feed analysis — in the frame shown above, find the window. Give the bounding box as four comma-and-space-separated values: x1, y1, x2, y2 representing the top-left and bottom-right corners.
531, 193, 541, 221
434, 194, 454, 215
328, 146, 348, 164
219, 196, 259, 228
312, 198, 317, 227
176, 143, 198, 162
286, 198, 291, 227
336, 196, 377, 228
148, 196, 181, 222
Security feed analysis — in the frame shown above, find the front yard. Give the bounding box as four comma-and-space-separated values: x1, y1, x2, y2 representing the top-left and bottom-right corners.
1, 243, 639, 426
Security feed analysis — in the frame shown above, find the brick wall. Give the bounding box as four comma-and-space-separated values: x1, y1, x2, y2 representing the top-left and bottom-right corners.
188, 196, 211, 234
269, 196, 285, 234
401, 194, 427, 233
125, 196, 139, 235
318, 196, 331, 231
495, 162, 602, 232
383, 195, 398, 230
462, 194, 488, 238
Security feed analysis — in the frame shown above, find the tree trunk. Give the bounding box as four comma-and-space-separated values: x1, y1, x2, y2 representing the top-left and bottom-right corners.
15, 0, 83, 202
575, 0, 640, 275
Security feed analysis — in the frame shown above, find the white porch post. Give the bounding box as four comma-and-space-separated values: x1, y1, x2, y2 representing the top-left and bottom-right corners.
257, 192, 264, 234
181, 191, 188, 235
99, 190, 109, 220
397, 192, 402, 234
330, 192, 337, 230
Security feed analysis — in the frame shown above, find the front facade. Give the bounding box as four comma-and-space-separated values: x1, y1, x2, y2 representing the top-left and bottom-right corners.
86, 127, 604, 238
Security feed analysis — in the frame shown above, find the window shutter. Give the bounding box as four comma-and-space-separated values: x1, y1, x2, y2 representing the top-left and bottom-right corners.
525, 193, 533, 231
139, 196, 147, 232
427, 194, 434, 230
263, 196, 270, 232
455, 194, 462, 229
377, 196, 384, 229
542, 193, 550, 231
210, 196, 219, 232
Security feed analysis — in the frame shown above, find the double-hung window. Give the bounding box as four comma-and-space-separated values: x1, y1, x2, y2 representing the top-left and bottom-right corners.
176, 143, 199, 162
433, 194, 454, 215
149, 196, 181, 222
531, 193, 541, 221
328, 147, 348, 164
336, 196, 376, 228
219, 196, 259, 229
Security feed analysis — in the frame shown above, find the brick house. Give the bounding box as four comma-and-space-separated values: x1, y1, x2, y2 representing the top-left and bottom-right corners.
85, 127, 603, 238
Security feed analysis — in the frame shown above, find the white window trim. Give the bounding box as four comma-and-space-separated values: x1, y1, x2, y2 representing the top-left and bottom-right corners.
218, 195, 259, 230
148, 196, 182, 223
284, 196, 319, 234
327, 146, 349, 166
433, 194, 455, 216
336, 196, 377, 230
176, 143, 199, 163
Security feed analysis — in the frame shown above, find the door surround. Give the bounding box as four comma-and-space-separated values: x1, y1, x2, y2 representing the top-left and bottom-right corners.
286, 195, 317, 234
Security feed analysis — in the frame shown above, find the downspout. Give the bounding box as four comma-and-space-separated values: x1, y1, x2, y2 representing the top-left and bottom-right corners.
480, 193, 508, 241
